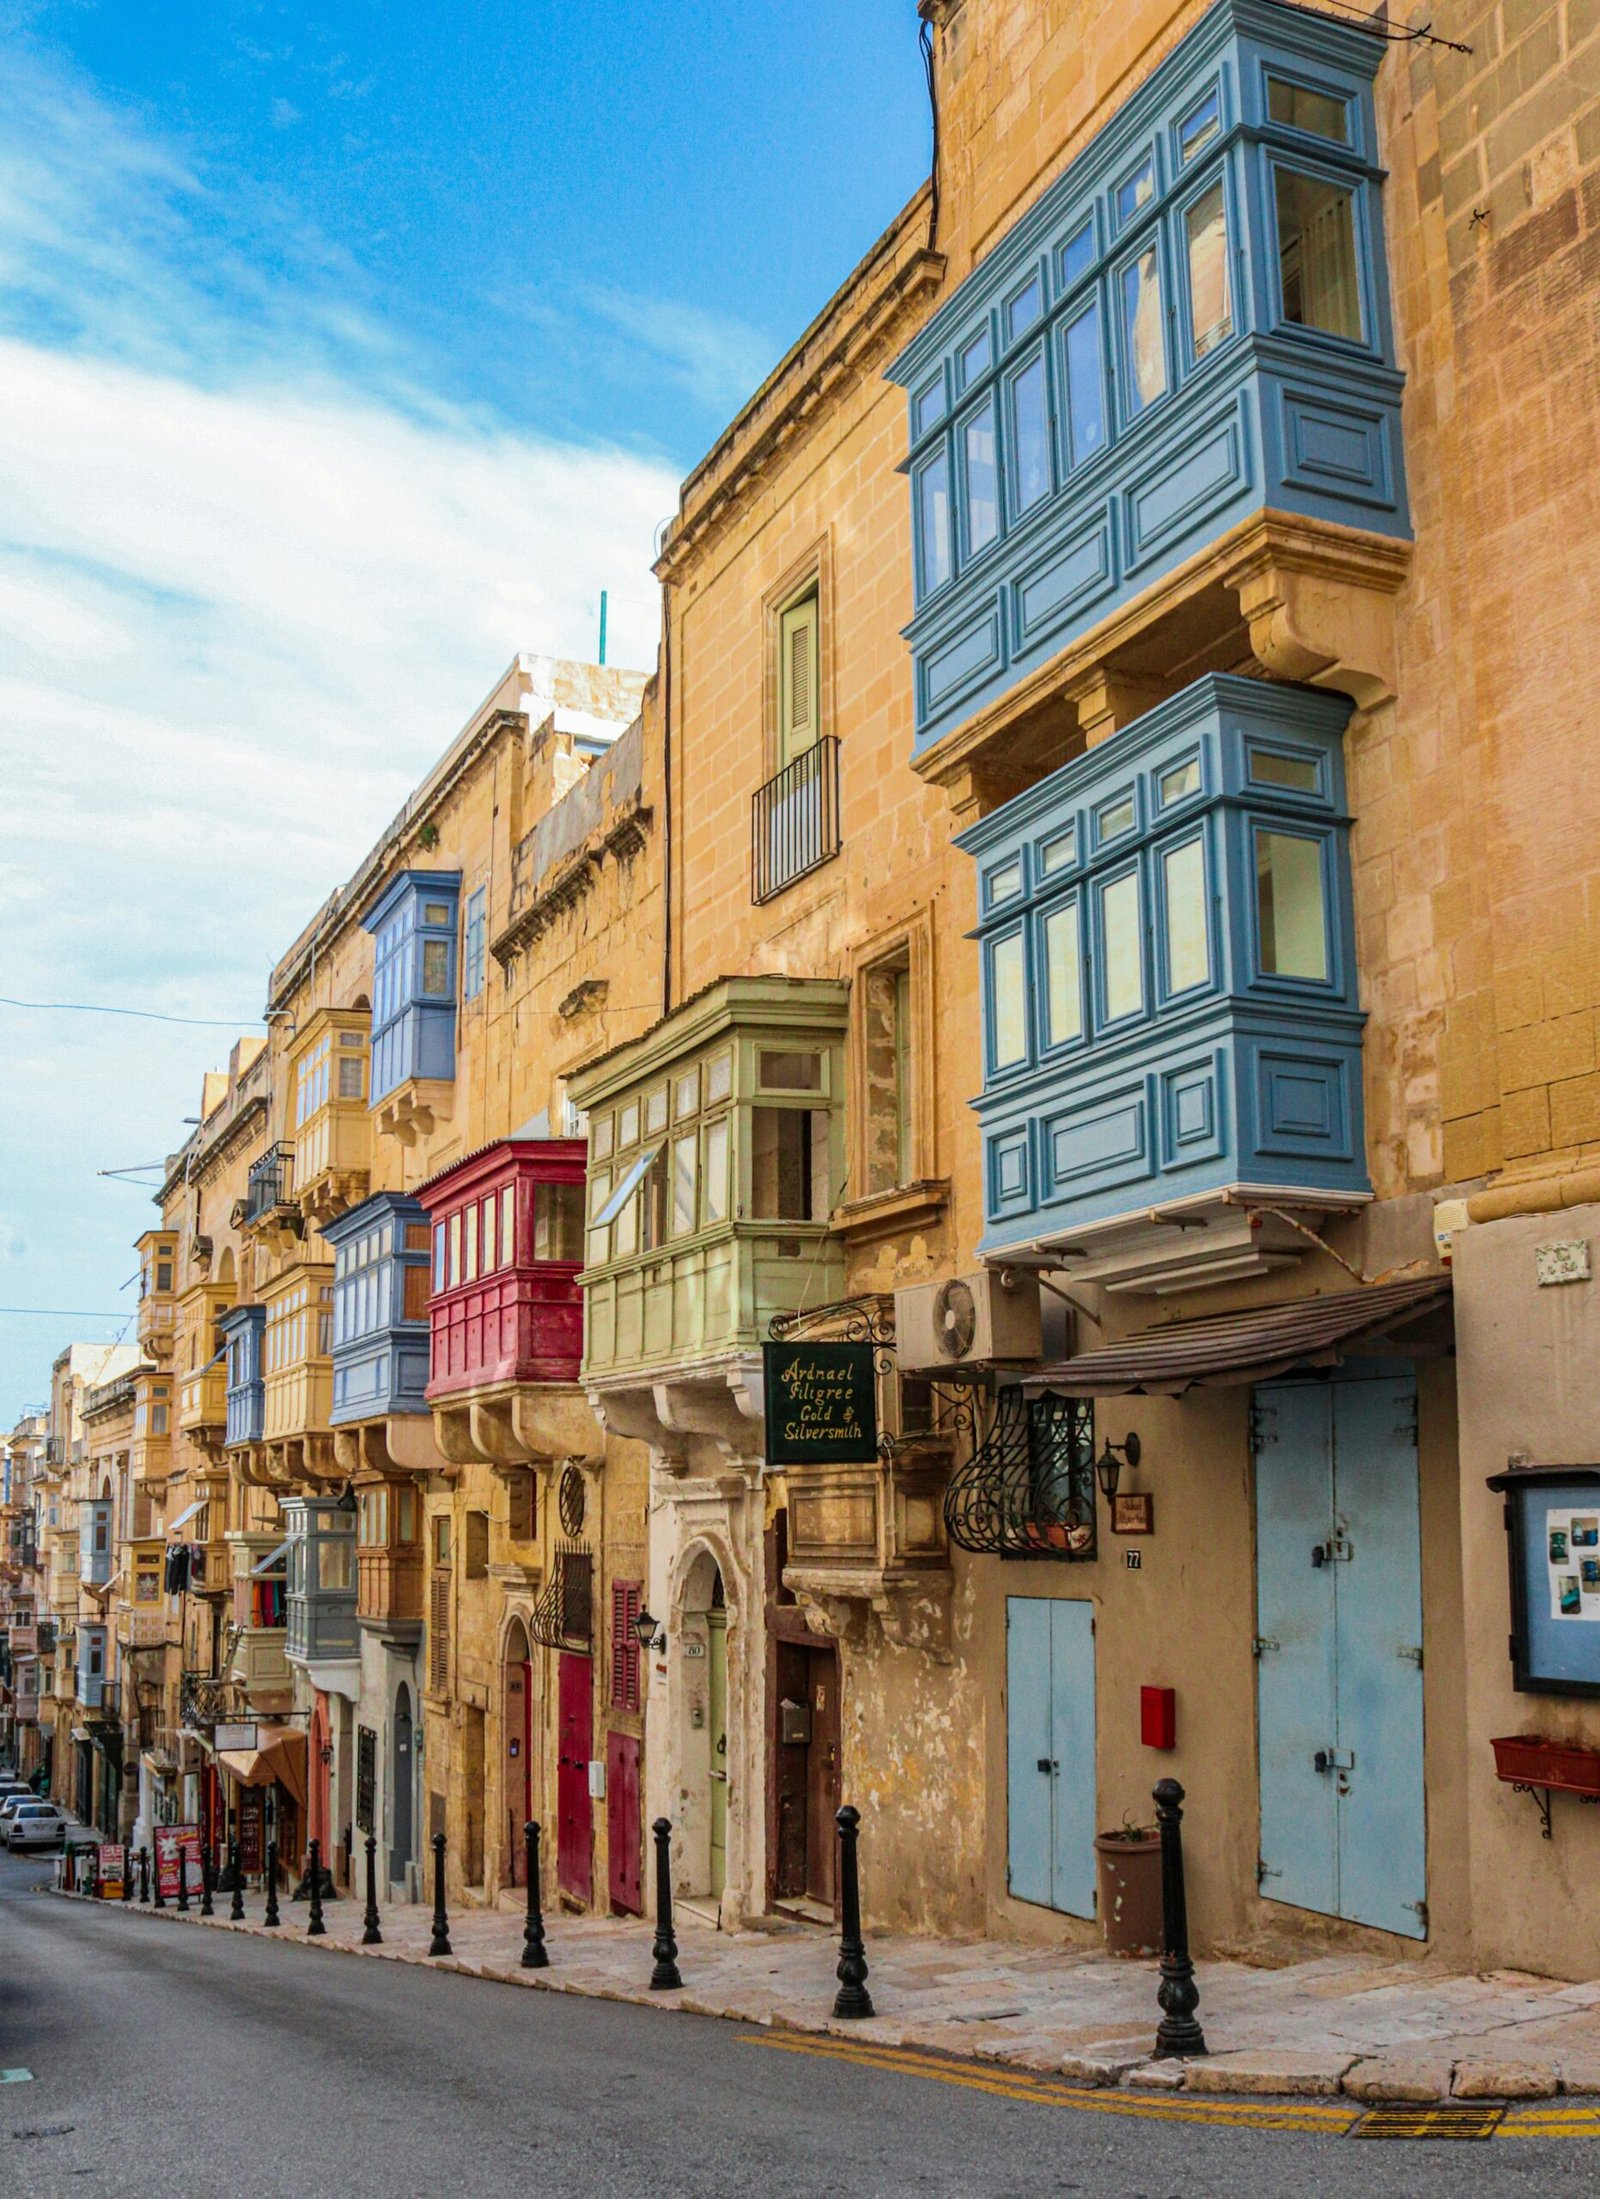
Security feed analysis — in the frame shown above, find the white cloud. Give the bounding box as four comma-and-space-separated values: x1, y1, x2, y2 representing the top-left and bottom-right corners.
0, 40, 682, 1421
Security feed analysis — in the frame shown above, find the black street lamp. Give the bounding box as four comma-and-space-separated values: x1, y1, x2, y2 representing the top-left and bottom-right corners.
630, 1608, 666, 1655
1095, 1431, 1142, 1503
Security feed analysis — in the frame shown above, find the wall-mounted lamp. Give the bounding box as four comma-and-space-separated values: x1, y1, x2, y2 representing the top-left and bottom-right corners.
1095, 1432, 1142, 1503
631, 1607, 666, 1655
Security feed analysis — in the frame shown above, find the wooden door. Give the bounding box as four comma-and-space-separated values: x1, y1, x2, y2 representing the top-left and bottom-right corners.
606, 1731, 642, 1915
773, 1640, 810, 1901
804, 1648, 840, 1908
707, 1611, 728, 1901
503, 1650, 532, 1885
390, 1686, 413, 1885
557, 1652, 593, 1904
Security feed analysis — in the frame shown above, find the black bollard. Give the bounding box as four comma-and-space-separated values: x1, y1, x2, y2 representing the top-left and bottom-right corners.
520, 1820, 548, 1969
122, 1851, 133, 1904
200, 1842, 214, 1918
832, 1805, 874, 2019
306, 1838, 327, 1937
1152, 1779, 1207, 2059
153, 1843, 166, 1909
648, 1817, 681, 1990
361, 1832, 382, 1947
139, 1846, 151, 1905
428, 1831, 452, 1957
264, 1841, 281, 1928
229, 1840, 245, 1924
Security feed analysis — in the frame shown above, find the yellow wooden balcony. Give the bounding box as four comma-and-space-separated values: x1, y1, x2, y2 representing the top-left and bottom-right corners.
290, 1007, 372, 1229
136, 1229, 178, 1362
131, 1372, 174, 1484
261, 1262, 336, 1476
176, 1282, 233, 1436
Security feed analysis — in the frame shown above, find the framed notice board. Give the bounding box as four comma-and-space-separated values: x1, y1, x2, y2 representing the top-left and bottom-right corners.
1488, 1466, 1600, 1696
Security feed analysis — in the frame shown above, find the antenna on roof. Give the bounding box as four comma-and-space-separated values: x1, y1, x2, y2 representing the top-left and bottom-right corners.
598, 589, 608, 667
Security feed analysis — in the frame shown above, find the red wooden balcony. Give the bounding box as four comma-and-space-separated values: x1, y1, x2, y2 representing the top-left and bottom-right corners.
420, 1135, 586, 1397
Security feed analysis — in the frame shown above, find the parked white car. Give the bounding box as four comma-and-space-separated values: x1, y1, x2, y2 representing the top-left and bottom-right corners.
4, 1800, 70, 1851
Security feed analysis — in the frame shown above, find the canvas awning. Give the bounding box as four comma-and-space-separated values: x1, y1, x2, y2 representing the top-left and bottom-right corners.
1023, 1275, 1452, 1398
216, 1722, 308, 1812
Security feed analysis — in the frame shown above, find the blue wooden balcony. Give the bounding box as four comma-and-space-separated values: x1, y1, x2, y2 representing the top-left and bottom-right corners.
890, 0, 1407, 759
283, 1496, 359, 1666
362, 871, 461, 1105
220, 1303, 266, 1448
324, 1191, 432, 1426
957, 675, 1369, 1292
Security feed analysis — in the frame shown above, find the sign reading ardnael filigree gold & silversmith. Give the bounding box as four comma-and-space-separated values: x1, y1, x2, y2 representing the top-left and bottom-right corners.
762, 1341, 879, 1465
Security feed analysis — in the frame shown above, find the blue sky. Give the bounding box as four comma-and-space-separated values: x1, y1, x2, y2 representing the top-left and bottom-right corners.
0, 0, 928, 1425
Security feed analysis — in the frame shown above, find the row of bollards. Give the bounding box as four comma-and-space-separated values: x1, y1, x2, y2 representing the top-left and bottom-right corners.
82, 1783, 1203, 2059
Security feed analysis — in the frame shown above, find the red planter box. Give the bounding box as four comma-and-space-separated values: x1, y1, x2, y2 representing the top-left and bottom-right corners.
1491, 1733, 1600, 1796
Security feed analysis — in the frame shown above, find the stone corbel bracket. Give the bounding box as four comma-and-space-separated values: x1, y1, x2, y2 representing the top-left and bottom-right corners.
1221, 514, 1410, 716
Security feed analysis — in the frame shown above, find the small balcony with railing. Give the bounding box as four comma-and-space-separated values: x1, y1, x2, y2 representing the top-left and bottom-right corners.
243, 1142, 300, 1252
283, 1495, 358, 1669
289, 1008, 372, 1230
325, 1192, 432, 1426
752, 736, 841, 904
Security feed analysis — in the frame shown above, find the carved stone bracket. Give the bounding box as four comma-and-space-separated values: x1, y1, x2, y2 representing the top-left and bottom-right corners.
1221, 516, 1410, 715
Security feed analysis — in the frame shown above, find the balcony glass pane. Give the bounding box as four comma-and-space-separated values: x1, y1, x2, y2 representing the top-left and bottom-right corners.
1009, 354, 1051, 513
1059, 218, 1095, 289
501, 1183, 516, 1262
464, 1203, 478, 1283
1276, 169, 1362, 341
707, 1049, 733, 1104
646, 1085, 669, 1136
675, 1067, 700, 1119
1116, 158, 1154, 223
1122, 248, 1167, 411
751, 1108, 828, 1220
421, 939, 451, 996
1064, 304, 1105, 467
481, 1193, 497, 1273
1163, 839, 1210, 993
319, 1538, 354, 1592
531, 1181, 579, 1262
1101, 872, 1144, 1022
760, 1050, 821, 1091
1249, 746, 1319, 791
448, 1212, 461, 1288
1043, 902, 1082, 1046
671, 1134, 698, 1236
702, 1117, 729, 1224
1178, 87, 1221, 164
912, 375, 946, 437
1256, 830, 1329, 979
1040, 825, 1076, 876
619, 1100, 640, 1148
1006, 275, 1042, 340
1186, 183, 1232, 358
959, 327, 991, 385
916, 450, 952, 596
433, 1224, 445, 1290
990, 931, 1028, 1068
1268, 76, 1349, 145
963, 400, 999, 556
592, 1113, 613, 1160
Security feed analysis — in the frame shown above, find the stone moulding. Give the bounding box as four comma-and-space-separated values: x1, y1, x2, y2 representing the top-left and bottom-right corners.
491, 802, 653, 970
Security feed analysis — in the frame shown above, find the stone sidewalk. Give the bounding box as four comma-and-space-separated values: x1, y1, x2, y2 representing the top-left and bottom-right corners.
54, 1882, 1600, 2102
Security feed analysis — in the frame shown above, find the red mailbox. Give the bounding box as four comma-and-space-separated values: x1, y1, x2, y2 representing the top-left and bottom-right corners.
1141, 1685, 1176, 1751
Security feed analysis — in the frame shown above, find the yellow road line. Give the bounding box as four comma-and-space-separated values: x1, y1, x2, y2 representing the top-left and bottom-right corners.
741, 2031, 1357, 2133
1501, 2107, 1600, 2136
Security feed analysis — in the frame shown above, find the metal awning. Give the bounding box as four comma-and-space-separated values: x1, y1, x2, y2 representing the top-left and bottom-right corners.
1024, 1275, 1452, 1397
250, 1539, 291, 1577
166, 1499, 206, 1535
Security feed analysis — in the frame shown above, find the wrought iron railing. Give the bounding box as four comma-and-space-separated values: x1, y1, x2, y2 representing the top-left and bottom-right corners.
180, 1670, 233, 1731
944, 1390, 1097, 1561
752, 736, 841, 903
245, 1143, 295, 1224
529, 1545, 593, 1650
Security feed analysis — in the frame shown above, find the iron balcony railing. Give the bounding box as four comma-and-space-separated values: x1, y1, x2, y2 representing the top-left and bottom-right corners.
752, 735, 841, 904
245, 1143, 295, 1225
180, 1670, 233, 1731
529, 1545, 593, 1650
944, 1390, 1098, 1562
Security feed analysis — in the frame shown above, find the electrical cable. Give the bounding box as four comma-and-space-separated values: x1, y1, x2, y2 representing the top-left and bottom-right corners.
0, 996, 263, 1029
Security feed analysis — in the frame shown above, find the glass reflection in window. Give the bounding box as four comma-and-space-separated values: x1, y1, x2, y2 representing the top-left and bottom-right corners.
1276, 170, 1362, 341
1009, 355, 1051, 514
1122, 249, 1168, 412
1268, 76, 1348, 145
917, 450, 952, 597
1256, 831, 1329, 979
1064, 304, 1105, 467
1101, 873, 1144, 1022
990, 932, 1028, 1068
1186, 183, 1232, 358
1043, 902, 1082, 1046
1163, 839, 1209, 993
963, 400, 999, 556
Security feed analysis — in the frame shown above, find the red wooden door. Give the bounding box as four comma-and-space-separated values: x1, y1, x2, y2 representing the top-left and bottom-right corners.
557, 1652, 593, 1904
606, 1731, 642, 1915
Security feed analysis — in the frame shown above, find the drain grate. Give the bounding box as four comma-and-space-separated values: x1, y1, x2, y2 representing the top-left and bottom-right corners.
1352, 2101, 1505, 2141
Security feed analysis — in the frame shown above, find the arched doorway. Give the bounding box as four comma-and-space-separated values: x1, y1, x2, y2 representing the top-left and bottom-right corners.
675, 1550, 729, 1904
391, 1684, 414, 1889
308, 1694, 331, 1863
502, 1618, 533, 1886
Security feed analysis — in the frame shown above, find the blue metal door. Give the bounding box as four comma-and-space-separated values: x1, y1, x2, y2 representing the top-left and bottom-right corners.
1255, 1365, 1426, 1938
1006, 1597, 1096, 1918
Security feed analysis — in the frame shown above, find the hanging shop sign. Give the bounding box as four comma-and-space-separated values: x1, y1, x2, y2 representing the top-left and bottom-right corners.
1488, 1465, 1600, 1695
762, 1341, 879, 1466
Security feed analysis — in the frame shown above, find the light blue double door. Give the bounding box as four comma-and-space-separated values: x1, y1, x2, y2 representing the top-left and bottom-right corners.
1255, 1364, 1427, 1939
1006, 1598, 1096, 1917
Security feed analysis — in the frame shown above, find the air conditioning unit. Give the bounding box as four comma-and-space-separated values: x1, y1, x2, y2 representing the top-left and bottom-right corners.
894, 1269, 1044, 1375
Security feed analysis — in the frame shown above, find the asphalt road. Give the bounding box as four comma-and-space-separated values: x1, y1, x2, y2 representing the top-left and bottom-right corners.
2, 1844, 1596, 2199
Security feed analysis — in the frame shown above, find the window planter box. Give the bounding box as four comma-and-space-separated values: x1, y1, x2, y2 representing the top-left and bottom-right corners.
1491, 1734, 1600, 1799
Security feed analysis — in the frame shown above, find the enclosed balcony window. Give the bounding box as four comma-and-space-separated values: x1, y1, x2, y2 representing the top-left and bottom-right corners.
958, 676, 1366, 1269
326, 1193, 432, 1423
420, 1137, 587, 1396
751, 1108, 829, 1221
361, 870, 461, 1104
890, 0, 1405, 753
